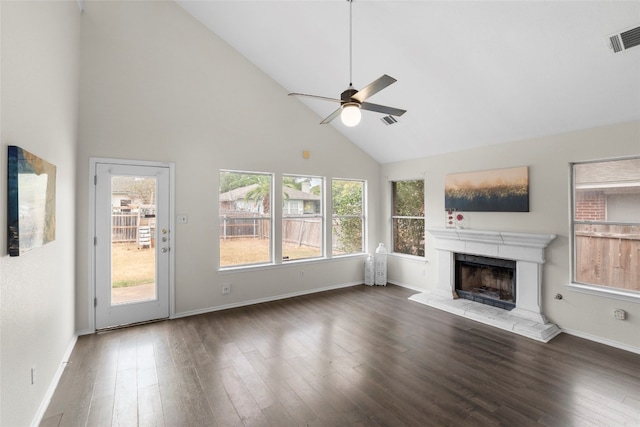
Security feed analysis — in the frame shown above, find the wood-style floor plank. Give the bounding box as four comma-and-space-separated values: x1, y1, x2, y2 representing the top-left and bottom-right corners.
41, 285, 640, 426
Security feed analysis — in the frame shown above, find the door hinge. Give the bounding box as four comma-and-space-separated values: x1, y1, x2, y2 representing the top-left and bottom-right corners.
94, 297, 97, 307
94, 175, 97, 185
94, 236, 97, 246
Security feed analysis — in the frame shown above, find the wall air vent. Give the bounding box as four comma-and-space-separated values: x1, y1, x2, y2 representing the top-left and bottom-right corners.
381, 115, 398, 125
609, 25, 640, 53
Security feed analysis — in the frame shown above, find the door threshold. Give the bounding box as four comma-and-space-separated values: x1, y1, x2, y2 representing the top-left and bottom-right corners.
96, 317, 168, 334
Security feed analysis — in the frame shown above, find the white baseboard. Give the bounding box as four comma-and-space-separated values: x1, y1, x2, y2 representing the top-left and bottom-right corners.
387, 280, 428, 293
31, 334, 78, 427
173, 281, 361, 319
561, 327, 640, 354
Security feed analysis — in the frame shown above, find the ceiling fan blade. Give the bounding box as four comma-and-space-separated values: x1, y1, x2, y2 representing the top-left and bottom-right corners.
351, 74, 397, 103
288, 93, 342, 103
320, 107, 343, 124
360, 102, 407, 117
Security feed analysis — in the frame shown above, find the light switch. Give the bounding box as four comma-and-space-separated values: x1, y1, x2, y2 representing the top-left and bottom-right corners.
177, 214, 188, 224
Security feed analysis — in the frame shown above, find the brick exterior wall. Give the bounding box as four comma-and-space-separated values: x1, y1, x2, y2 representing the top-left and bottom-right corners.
575, 190, 606, 221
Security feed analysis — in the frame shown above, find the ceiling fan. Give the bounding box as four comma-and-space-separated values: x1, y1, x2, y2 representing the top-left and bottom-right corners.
288, 0, 406, 127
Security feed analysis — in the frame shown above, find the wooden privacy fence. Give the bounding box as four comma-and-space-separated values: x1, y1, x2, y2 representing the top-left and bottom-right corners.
112, 213, 155, 243
219, 214, 321, 248
282, 218, 321, 248
575, 224, 640, 291
220, 214, 270, 240
115, 212, 322, 249
112, 213, 139, 242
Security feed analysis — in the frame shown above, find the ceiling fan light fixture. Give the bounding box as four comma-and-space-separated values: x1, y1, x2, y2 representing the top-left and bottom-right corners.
341, 103, 361, 127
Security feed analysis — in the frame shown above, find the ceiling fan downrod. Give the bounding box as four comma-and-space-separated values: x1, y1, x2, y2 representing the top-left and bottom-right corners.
348, 0, 353, 88
287, 0, 406, 125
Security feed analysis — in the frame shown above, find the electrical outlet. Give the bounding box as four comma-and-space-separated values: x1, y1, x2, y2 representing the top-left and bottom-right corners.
31, 367, 36, 385
299, 270, 304, 278
222, 283, 230, 295
613, 309, 626, 320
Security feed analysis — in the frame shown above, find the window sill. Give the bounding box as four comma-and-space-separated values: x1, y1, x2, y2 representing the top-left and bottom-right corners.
566, 283, 640, 304
218, 254, 366, 273
388, 252, 427, 264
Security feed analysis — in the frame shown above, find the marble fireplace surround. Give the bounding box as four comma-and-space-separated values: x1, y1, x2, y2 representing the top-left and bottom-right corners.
409, 228, 561, 342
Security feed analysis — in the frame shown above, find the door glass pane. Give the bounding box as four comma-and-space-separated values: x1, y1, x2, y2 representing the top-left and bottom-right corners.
111, 175, 157, 305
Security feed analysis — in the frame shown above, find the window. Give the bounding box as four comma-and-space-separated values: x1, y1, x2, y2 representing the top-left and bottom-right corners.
219, 171, 272, 267
282, 175, 323, 261
392, 180, 425, 256
572, 157, 640, 293
332, 179, 365, 256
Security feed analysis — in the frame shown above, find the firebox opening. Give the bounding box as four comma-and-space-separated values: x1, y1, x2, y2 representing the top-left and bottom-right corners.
454, 253, 516, 310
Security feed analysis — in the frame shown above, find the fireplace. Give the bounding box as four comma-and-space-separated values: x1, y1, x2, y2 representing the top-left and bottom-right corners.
455, 254, 516, 310
409, 228, 560, 342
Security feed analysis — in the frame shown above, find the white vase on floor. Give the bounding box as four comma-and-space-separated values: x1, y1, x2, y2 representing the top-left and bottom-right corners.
374, 243, 387, 286
364, 255, 374, 286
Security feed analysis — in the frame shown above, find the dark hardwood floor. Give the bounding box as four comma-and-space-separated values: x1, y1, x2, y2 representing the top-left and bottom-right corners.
41, 285, 640, 426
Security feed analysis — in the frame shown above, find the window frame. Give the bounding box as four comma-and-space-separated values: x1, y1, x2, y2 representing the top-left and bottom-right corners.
391, 179, 425, 258
218, 170, 274, 269
567, 157, 640, 303
331, 178, 366, 257
281, 174, 325, 262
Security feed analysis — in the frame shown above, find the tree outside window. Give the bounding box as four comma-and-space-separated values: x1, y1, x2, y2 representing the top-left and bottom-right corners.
392, 180, 425, 256
332, 179, 365, 255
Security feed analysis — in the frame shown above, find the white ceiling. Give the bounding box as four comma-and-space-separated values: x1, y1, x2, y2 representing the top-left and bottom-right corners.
176, 1, 640, 164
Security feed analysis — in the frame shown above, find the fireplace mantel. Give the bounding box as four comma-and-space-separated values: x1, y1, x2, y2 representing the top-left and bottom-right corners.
426, 228, 556, 264
409, 228, 560, 342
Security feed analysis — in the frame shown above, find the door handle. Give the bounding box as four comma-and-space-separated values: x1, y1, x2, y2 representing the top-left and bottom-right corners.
161, 247, 168, 253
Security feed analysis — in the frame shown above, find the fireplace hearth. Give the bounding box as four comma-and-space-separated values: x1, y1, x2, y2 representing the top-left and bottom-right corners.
409, 228, 560, 342
455, 254, 516, 310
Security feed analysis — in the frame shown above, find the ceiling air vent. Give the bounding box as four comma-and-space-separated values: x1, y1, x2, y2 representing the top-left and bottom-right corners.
609, 25, 640, 53
381, 115, 398, 125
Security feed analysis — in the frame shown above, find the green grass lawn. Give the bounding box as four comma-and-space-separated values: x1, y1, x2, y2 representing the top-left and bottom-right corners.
220, 238, 321, 266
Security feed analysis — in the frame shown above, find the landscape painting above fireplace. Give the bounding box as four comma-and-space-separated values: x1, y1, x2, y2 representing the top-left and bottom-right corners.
445, 166, 529, 212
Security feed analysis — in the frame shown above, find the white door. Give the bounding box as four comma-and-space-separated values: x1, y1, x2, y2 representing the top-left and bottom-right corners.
95, 163, 171, 329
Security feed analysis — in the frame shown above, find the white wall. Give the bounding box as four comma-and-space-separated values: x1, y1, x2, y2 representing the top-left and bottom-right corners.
75, 1, 381, 332
0, 1, 80, 425
381, 121, 640, 351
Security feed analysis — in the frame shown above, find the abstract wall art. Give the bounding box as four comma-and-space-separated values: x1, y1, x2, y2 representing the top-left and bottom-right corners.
445, 166, 529, 212
7, 146, 57, 256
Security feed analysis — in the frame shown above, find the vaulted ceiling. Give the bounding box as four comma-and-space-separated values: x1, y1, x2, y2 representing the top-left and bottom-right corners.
176, 1, 640, 164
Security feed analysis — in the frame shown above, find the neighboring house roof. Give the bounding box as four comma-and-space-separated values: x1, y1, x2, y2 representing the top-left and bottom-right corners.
575, 158, 640, 190
282, 187, 320, 201
219, 184, 260, 202
219, 184, 320, 202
